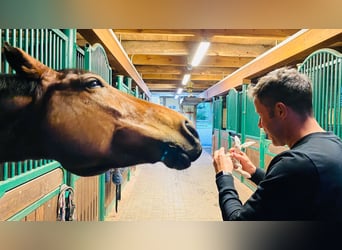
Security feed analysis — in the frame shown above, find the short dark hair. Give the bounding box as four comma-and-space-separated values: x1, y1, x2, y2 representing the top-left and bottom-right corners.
249, 67, 313, 117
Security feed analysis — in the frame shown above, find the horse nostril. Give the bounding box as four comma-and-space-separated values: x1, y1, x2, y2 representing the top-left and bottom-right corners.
184, 120, 200, 139
183, 119, 202, 160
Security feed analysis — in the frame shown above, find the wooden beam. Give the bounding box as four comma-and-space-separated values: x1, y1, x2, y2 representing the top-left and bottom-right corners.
136, 65, 184, 74
142, 74, 224, 81
136, 65, 236, 76
208, 43, 272, 57
122, 41, 189, 55
132, 54, 253, 67
86, 29, 151, 98
113, 32, 290, 46
200, 29, 342, 99
192, 67, 237, 75
211, 36, 285, 45
147, 83, 209, 90
122, 41, 272, 57
200, 56, 254, 67
113, 29, 299, 38
132, 55, 187, 66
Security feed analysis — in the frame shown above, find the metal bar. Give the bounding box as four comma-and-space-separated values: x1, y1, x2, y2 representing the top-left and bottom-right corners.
18, 29, 23, 49
333, 57, 338, 134
4, 29, 9, 73
10, 162, 15, 178
28, 160, 33, 171
12, 29, 17, 48
0, 29, 2, 72
323, 52, 328, 130
48, 30, 52, 67
56, 37, 60, 70
44, 29, 48, 65
314, 55, 320, 122
3, 163, 8, 181
35, 29, 39, 59
98, 174, 106, 221
23, 160, 28, 173
329, 54, 334, 132
17, 161, 22, 175
24, 29, 29, 52
240, 84, 247, 144
52, 33, 56, 69
40, 29, 44, 62
338, 59, 342, 137
116, 75, 124, 90
34, 160, 38, 169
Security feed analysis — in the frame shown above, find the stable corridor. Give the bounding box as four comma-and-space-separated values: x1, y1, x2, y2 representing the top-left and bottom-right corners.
106, 148, 253, 221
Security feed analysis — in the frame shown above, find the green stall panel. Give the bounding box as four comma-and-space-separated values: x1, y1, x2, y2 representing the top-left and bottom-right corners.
226, 89, 240, 133
245, 89, 260, 138
85, 43, 112, 85
299, 48, 342, 138
76, 46, 85, 69
212, 97, 223, 150
1, 29, 68, 73
213, 97, 223, 130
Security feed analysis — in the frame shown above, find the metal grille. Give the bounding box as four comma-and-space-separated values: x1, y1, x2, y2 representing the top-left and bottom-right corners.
299, 48, 342, 138
85, 43, 112, 85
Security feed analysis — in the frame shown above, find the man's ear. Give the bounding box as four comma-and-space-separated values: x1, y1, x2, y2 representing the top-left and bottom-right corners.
275, 102, 288, 119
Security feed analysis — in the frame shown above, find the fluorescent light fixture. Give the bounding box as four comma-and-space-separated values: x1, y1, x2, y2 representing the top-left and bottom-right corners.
177, 88, 183, 94
182, 74, 191, 85
191, 41, 210, 67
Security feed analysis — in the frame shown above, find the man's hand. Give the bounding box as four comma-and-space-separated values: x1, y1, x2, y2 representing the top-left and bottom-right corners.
229, 148, 257, 176
213, 147, 234, 174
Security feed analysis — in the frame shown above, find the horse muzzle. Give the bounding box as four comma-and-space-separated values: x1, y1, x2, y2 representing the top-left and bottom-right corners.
161, 119, 202, 170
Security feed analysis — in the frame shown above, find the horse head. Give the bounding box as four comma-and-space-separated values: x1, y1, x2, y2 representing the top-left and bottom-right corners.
0, 43, 202, 176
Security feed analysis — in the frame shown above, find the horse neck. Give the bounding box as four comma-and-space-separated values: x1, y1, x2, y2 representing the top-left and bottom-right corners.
0, 76, 42, 162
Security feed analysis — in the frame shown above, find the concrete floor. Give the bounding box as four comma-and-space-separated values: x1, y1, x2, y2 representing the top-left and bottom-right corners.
106, 148, 253, 221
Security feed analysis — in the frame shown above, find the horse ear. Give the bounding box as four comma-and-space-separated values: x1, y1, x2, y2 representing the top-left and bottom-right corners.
3, 42, 51, 79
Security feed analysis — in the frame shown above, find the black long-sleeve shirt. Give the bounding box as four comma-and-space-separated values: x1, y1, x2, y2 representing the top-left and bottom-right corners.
216, 132, 342, 220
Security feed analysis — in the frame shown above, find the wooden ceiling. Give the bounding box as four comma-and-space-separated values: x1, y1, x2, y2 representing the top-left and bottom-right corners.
77, 29, 300, 96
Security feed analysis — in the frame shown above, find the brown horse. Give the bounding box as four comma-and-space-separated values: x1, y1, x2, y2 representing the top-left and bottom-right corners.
0, 43, 202, 176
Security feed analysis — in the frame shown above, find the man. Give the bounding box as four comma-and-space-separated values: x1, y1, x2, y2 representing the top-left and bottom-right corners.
213, 67, 342, 220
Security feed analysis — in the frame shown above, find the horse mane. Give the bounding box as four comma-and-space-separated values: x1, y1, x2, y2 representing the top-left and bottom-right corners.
0, 68, 89, 98
0, 75, 38, 98
58, 69, 88, 75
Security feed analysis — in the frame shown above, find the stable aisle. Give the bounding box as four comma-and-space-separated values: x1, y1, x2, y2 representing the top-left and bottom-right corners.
106, 149, 252, 221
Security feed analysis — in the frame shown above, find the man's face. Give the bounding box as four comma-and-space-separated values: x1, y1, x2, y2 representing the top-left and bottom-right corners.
254, 98, 285, 146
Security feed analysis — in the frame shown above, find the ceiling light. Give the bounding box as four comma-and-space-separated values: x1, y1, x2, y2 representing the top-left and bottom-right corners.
182, 74, 191, 85
191, 41, 210, 67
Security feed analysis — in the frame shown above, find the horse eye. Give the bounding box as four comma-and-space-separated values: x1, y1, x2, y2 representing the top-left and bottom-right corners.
85, 79, 103, 89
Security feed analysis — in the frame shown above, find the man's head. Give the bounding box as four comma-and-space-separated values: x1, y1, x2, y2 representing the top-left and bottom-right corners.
249, 67, 313, 118
249, 67, 314, 146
